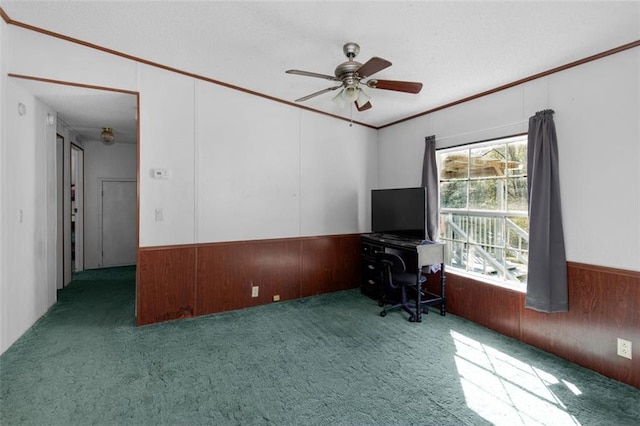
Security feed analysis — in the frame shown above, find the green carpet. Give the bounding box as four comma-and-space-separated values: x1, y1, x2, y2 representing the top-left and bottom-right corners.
1, 266, 638, 425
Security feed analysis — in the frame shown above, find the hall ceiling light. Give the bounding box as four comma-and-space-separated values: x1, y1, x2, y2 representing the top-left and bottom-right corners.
101, 127, 114, 144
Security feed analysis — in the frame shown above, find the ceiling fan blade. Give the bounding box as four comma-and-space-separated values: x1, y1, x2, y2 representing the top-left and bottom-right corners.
356, 57, 392, 79
286, 69, 339, 81
356, 101, 372, 112
295, 85, 343, 102
367, 79, 423, 94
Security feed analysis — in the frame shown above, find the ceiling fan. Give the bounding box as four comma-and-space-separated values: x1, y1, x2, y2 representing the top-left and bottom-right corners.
286, 42, 422, 111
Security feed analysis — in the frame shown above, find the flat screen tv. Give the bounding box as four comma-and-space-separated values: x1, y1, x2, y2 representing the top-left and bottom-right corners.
371, 187, 427, 240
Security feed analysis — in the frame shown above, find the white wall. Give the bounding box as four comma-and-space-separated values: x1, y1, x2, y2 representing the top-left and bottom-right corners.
138, 67, 379, 247
378, 48, 640, 272
9, 25, 138, 92
299, 112, 378, 236
138, 64, 196, 247
0, 14, 7, 356
1, 79, 58, 353
83, 140, 137, 269
195, 81, 301, 243
195, 82, 378, 243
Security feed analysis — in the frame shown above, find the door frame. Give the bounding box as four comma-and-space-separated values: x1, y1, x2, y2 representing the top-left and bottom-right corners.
56, 133, 65, 289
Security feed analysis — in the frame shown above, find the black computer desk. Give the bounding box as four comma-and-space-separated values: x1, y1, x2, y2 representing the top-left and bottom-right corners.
361, 233, 446, 322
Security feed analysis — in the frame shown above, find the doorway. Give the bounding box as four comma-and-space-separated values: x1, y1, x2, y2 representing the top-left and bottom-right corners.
57, 136, 85, 287
70, 143, 84, 274
9, 74, 139, 317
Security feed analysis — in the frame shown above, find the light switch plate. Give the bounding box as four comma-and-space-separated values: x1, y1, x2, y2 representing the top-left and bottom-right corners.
152, 169, 170, 179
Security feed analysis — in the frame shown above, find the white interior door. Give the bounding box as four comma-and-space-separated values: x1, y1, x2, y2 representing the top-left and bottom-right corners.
101, 180, 137, 267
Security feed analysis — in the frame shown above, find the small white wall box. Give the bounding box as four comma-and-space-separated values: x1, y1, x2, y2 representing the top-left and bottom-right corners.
152, 169, 170, 179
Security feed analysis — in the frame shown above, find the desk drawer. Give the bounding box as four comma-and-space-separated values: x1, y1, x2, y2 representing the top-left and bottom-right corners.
362, 261, 380, 284
361, 259, 381, 299
362, 241, 384, 258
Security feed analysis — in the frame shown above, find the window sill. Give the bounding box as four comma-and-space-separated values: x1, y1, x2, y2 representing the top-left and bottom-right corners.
445, 268, 526, 294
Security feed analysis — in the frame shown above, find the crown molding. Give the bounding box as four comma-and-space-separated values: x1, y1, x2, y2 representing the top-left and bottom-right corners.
379, 39, 640, 129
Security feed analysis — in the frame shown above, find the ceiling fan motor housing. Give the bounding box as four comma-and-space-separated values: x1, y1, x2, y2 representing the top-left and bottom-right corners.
335, 61, 362, 87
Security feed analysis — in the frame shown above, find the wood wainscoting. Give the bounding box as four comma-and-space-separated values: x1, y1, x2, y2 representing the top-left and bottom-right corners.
446, 262, 640, 389
137, 234, 361, 326
137, 246, 197, 324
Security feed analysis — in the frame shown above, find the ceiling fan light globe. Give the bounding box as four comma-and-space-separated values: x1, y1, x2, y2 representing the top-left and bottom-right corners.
332, 89, 347, 107
356, 89, 371, 108
341, 86, 359, 103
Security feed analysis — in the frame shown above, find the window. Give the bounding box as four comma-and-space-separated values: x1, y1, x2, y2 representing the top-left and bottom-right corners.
438, 135, 528, 287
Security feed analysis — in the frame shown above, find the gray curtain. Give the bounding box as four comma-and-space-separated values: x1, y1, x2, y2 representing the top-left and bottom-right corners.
526, 110, 568, 312
421, 135, 439, 242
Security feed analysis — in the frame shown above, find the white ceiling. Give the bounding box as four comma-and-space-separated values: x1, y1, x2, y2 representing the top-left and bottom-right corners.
2, 1, 639, 141
12, 78, 139, 144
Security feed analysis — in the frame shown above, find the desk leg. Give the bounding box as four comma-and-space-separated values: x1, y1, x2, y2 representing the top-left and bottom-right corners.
440, 263, 446, 316
415, 269, 422, 322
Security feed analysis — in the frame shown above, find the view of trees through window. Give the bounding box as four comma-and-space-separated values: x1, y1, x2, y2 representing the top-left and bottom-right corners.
438, 135, 529, 286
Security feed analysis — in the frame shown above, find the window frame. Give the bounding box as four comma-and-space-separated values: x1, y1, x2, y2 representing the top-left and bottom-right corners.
437, 134, 529, 291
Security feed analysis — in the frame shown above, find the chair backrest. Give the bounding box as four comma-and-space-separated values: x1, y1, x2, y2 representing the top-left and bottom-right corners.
376, 252, 406, 289
376, 252, 406, 273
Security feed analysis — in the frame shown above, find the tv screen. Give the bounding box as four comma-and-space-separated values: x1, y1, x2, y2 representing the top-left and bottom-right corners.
371, 187, 427, 240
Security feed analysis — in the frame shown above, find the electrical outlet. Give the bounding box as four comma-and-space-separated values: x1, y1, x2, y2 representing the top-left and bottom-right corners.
273, 294, 280, 302
251, 285, 259, 298
617, 338, 632, 360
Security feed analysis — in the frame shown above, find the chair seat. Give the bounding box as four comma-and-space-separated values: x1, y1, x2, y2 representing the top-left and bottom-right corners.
393, 272, 426, 287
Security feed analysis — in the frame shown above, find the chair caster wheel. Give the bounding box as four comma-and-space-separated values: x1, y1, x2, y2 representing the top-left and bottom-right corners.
380, 311, 387, 317
408, 316, 416, 322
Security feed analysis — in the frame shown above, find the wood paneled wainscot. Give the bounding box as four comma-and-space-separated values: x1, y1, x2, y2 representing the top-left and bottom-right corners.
196, 239, 302, 316
446, 262, 640, 389
137, 234, 361, 326
137, 246, 197, 325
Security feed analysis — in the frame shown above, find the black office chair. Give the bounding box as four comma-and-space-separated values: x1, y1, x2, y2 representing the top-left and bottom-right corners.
376, 252, 426, 322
